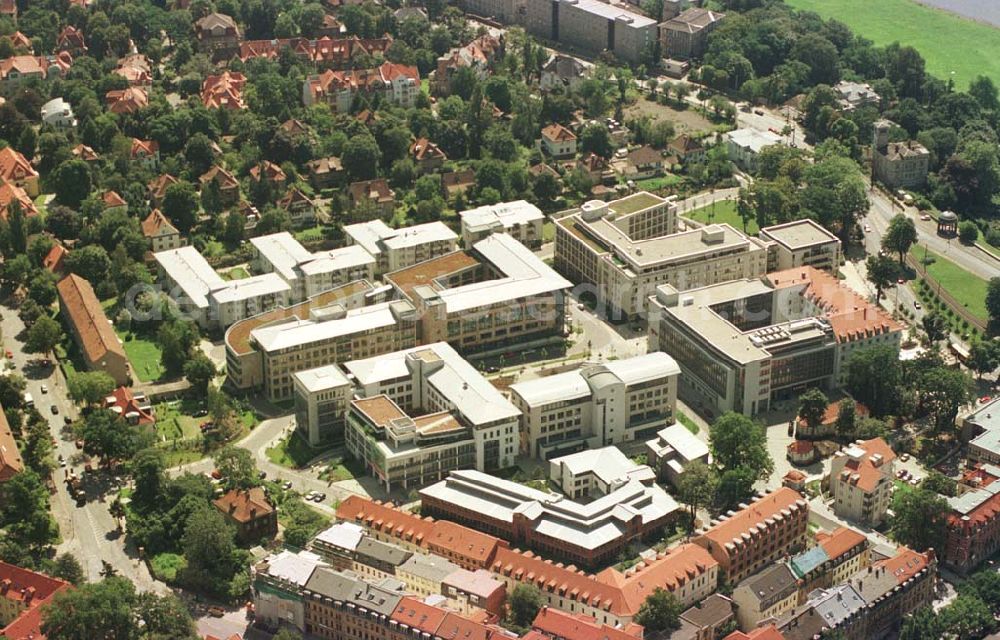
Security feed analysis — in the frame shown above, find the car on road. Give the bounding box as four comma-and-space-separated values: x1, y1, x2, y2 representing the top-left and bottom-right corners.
913, 301, 921, 309
864, 224, 871, 233
754, 108, 764, 116
64, 416, 72, 425
576, 303, 585, 310
50, 405, 58, 415
315, 492, 326, 502
920, 214, 931, 221
258, 470, 267, 480
282, 481, 293, 490
40, 384, 48, 394
74, 439, 83, 449
4, 350, 11, 359
207, 606, 225, 618
897, 277, 905, 285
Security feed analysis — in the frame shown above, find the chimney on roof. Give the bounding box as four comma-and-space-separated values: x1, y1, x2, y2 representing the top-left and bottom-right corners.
0, 579, 9, 594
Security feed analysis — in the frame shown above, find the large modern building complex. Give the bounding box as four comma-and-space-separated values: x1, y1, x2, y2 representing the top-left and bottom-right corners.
293, 365, 353, 446
554, 192, 768, 318
509, 352, 680, 458
419, 468, 679, 568
250, 232, 375, 303
524, 0, 657, 63
344, 219, 458, 275
344, 342, 522, 490
648, 266, 901, 416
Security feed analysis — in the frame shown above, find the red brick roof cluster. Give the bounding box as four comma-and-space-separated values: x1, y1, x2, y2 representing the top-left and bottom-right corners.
238, 35, 393, 64
0, 562, 71, 640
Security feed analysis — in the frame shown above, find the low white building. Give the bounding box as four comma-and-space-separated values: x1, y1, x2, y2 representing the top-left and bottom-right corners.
459, 200, 545, 248
760, 219, 842, 273
510, 352, 680, 459
293, 365, 353, 446
251, 232, 376, 302
41, 97, 76, 128
344, 219, 458, 275
548, 447, 655, 500
645, 422, 710, 487
725, 128, 783, 172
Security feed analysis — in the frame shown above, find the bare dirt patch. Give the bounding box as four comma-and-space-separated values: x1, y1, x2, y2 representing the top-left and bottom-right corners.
625, 99, 714, 135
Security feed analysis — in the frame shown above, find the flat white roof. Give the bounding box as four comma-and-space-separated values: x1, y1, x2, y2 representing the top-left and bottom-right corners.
432, 233, 571, 313
293, 364, 351, 393
603, 351, 681, 385
510, 370, 592, 406
460, 200, 544, 233
154, 245, 226, 309
344, 219, 394, 256
344, 220, 457, 255
648, 422, 709, 463
251, 232, 314, 281
563, 0, 657, 28
251, 301, 404, 353
760, 219, 840, 250
344, 342, 520, 426
262, 550, 326, 586
299, 245, 376, 276
727, 128, 782, 154
314, 521, 365, 551
209, 273, 290, 305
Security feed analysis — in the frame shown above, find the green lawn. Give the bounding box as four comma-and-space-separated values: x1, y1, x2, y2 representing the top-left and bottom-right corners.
118, 334, 165, 382
910, 246, 989, 321
154, 402, 204, 442
785, 0, 1000, 88
635, 174, 682, 192
149, 553, 186, 583
221, 266, 250, 281
677, 409, 700, 435
542, 220, 556, 243
684, 199, 757, 234
266, 432, 319, 469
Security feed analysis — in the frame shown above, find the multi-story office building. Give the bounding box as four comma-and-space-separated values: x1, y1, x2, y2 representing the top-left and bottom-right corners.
420, 468, 679, 568
693, 488, 809, 584
459, 200, 545, 248
963, 397, 1000, 465
387, 233, 571, 354
524, 0, 657, 63
509, 352, 680, 459
548, 447, 655, 500
154, 245, 291, 329
760, 220, 842, 273
344, 342, 522, 490
251, 232, 375, 303
344, 219, 458, 275
829, 438, 895, 526
293, 365, 352, 446
554, 193, 768, 318
648, 266, 901, 417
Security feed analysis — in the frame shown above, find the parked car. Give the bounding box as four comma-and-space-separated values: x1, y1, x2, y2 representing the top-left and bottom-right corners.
40, 384, 48, 394
50, 405, 59, 415
913, 301, 921, 309
900, 453, 911, 462
282, 481, 293, 490
208, 606, 225, 618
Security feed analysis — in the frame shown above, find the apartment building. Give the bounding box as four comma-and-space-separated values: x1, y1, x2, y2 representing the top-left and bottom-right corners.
659, 8, 724, 59
509, 352, 680, 459
154, 246, 292, 329
647, 267, 901, 417
777, 548, 935, 640
344, 342, 520, 490
293, 365, 352, 446
386, 233, 571, 354
194, 12, 240, 53
945, 472, 1000, 574
554, 193, 768, 318
725, 128, 783, 172
250, 231, 375, 302
732, 564, 799, 630
524, 0, 657, 63
420, 468, 679, 568
530, 608, 643, 640
459, 200, 545, 248
760, 220, 842, 273
540, 123, 577, 158
344, 219, 458, 275
693, 488, 809, 584
441, 569, 506, 617
0, 563, 71, 640
141, 209, 183, 252
0, 408, 23, 482
213, 487, 278, 543
396, 553, 460, 598
873, 121, 929, 189
302, 62, 420, 112
56, 274, 130, 386
788, 527, 870, 600
0, 147, 38, 197
335, 495, 716, 626
548, 447, 655, 500
252, 550, 328, 632
829, 438, 895, 526
645, 422, 710, 488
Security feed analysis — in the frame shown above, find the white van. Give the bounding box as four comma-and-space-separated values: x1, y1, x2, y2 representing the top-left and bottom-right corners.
23, 392, 33, 408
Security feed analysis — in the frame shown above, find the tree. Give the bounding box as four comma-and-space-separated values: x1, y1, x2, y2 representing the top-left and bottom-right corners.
180, 506, 245, 596
579, 123, 613, 158
939, 594, 997, 640
865, 253, 899, 300
715, 466, 758, 511
881, 214, 918, 268
919, 366, 974, 431
921, 470, 957, 497
223, 210, 245, 246
532, 171, 561, 203
899, 606, 942, 640
890, 487, 949, 551
183, 353, 216, 398
20, 413, 54, 473
24, 316, 64, 357
161, 182, 199, 234
835, 399, 857, 437
214, 446, 258, 490
0, 470, 56, 555
709, 412, 773, 481
958, 220, 979, 245
51, 159, 92, 208
676, 460, 718, 527
342, 135, 381, 181
968, 339, 1000, 379
846, 346, 902, 416
67, 371, 116, 406
130, 448, 167, 513
51, 553, 85, 585
634, 587, 682, 633
921, 312, 948, 344
797, 388, 828, 433
507, 584, 543, 629
989, 277, 1000, 335
64, 245, 112, 284
76, 409, 152, 466
958, 568, 1000, 610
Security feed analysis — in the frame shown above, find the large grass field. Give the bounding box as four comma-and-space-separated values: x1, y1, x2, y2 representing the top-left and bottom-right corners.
910, 245, 989, 321
684, 199, 758, 234
785, 0, 1000, 87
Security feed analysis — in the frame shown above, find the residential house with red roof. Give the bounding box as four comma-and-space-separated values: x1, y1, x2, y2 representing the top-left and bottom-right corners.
724, 626, 786, 640
0, 54, 72, 83
302, 62, 420, 113
213, 487, 277, 542
4, 32, 31, 53
0, 147, 38, 197
106, 86, 148, 114
0, 406, 23, 482
306, 156, 344, 189
277, 187, 318, 227
114, 54, 152, 86
530, 607, 642, 640
347, 179, 395, 217
0, 562, 71, 640
249, 160, 286, 190
199, 165, 241, 206
829, 438, 896, 526
201, 71, 246, 110
56, 25, 87, 56
129, 138, 159, 168
147, 173, 178, 206
195, 13, 241, 53
56, 274, 130, 386
409, 137, 446, 173
796, 398, 869, 439
43, 244, 68, 275
540, 123, 577, 158
71, 143, 100, 163
238, 36, 393, 69
102, 190, 128, 214
142, 209, 182, 252
0, 179, 38, 221
434, 34, 502, 95
104, 387, 155, 426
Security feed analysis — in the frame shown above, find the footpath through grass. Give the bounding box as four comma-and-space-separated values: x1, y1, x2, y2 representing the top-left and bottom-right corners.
910, 246, 989, 321
785, 0, 1000, 87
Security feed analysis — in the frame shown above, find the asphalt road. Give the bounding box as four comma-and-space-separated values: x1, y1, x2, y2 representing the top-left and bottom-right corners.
0, 300, 164, 592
